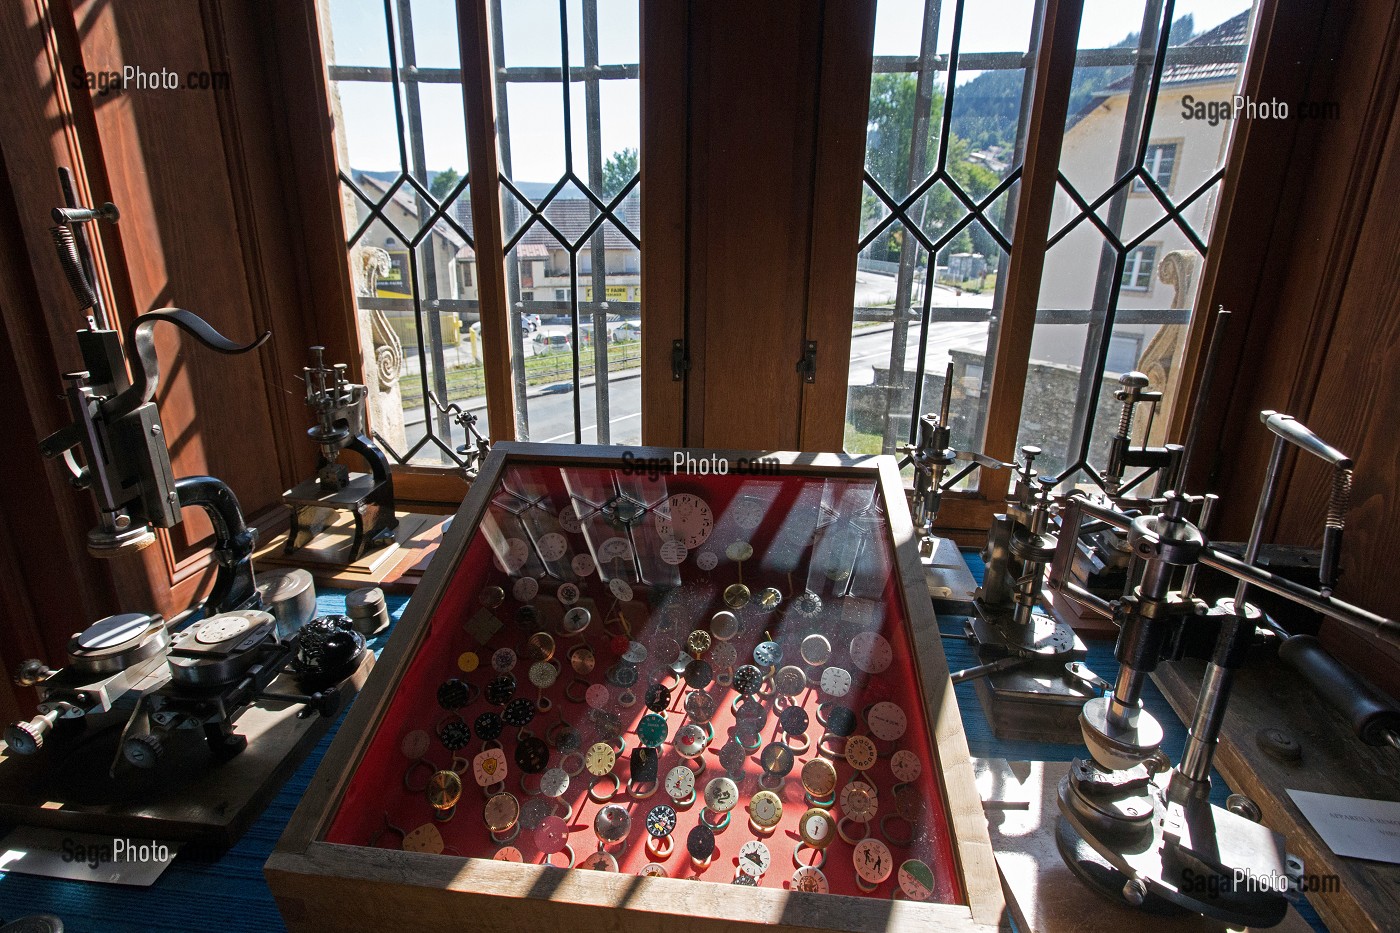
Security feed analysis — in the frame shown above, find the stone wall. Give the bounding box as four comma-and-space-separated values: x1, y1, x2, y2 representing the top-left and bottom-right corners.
849, 350, 1120, 477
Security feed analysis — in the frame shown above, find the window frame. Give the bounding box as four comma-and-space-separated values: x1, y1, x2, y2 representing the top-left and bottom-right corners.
1132, 140, 1181, 195
1120, 242, 1160, 292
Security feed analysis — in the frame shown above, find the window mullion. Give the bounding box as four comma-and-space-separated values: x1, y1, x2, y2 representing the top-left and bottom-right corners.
457, 0, 518, 442
979, 0, 1085, 504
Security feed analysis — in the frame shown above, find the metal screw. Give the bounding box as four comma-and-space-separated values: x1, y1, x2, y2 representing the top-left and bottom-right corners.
1122, 877, 1147, 906
1227, 793, 1262, 822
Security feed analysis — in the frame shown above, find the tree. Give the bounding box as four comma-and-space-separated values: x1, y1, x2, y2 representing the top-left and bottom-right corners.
430, 167, 461, 201
601, 148, 638, 199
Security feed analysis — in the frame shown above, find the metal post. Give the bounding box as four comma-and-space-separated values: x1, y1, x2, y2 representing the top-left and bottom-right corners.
397, 0, 453, 460
583, 0, 611, 442
881, 0, 942, 455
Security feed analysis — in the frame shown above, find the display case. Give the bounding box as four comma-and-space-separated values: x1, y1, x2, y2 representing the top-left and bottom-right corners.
267, 443, 1003, 932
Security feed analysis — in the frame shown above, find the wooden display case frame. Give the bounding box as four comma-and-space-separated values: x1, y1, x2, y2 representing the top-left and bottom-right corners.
266, 443, 1006, 932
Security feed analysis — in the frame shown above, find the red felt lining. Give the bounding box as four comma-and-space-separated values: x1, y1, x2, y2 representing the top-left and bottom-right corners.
325, 468, 962, 905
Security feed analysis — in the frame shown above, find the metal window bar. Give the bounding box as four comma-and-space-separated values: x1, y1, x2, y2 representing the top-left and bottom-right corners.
329, 0, 641, 461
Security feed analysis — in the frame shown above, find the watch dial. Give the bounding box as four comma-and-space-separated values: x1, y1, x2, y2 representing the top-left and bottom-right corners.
867, 701, 907, 741
558, 504, 584, 534
637, 713, 669, 747
646, 804, 678, 837
684, 689, 717, 724
473, 748, 508, 786
496, 538, 529, 573
537, 532, 568, 562
562, 606, 592, 634
528, 661, 558, 689
665, 765, 695, 800
622, 640, 649, 664
655, 494, 715, 549
732, 664, 764, 695
731, 496, 765, 531
853, 838, 894, 884
675, 723, 710, 757
540, 767, 570, 797
556, 582, 581, 605
723, 583, 751, 609
898, 859, 935, 900
474, 711, 503, 742
801, 808, 835, 847
704, 776, 739, 812
659, 538, 689, 565
823, 704, 858, 737
640, 863, 667, 878
801, 758, 837, 798
800, 634, 832, 666
485, 792, 519, 831
403, 823, 444, 854
514, 736, 548, 773
534, 815, 568, 853
775, 665, 807, 696
585, 683, 610, 709
845, 735, 878, 771
609, 577, 635, 602
400, 729, 430, 760
820, 666, 852, 698
495, 846, 523, 862
644, 682, 672, 712
512, 576, 540, 603
760, 742, 795, 776
519, 796, 552, 829
792, 866, 828, 894
737, 840, 771, 877
754, 641, 783, 667
710, 611, 739, 641
599, 537, 634, 562
437, 718, 470, 751
780, 705, 810, 736
890, 749, 923, 783
748, 790, 783, 827
503, 697, 536, 727
840, 780, 879, 822
711, 642, 738, 671
849, 632, 893, 674
594, 803, 632, 842
792, 592, 823, 618
437, 678, 472, 710
585, 742, 616, 776
570, 553, 595, 577
687, 824, 715, 860
580, 850, 618, 871
492, 648, 517, 673
695, 551, 719, 572
725, 541, 754, 562
683, 658, 714, 689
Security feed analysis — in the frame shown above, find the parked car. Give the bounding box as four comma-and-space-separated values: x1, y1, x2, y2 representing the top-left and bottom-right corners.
521, 313, 541, 332
612, 321, 642, 342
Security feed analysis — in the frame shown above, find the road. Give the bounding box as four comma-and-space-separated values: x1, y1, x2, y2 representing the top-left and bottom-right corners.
397, 275, 991, 457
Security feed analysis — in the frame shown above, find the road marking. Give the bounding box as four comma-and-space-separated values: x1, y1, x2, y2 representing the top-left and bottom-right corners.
538, 411, 641, 443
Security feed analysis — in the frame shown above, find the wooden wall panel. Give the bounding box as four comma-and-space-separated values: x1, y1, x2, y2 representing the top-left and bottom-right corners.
1201, 0, 1400, 690
686, 1, 825, 449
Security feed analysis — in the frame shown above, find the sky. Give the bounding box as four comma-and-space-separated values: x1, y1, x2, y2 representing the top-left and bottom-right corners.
328, 0, 1252, 184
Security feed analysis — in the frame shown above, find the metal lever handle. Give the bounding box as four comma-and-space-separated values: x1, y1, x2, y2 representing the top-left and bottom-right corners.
103, 309, 271, 422
1260, 411, 1351, 468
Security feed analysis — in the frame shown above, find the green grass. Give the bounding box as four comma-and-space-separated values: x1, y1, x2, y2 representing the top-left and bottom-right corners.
401, 338, 640, 408
843, 422, 885, 456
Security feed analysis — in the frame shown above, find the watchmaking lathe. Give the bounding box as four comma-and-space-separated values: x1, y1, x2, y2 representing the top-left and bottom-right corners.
1043, 410, 1399, 926
282, 345, 398, 563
